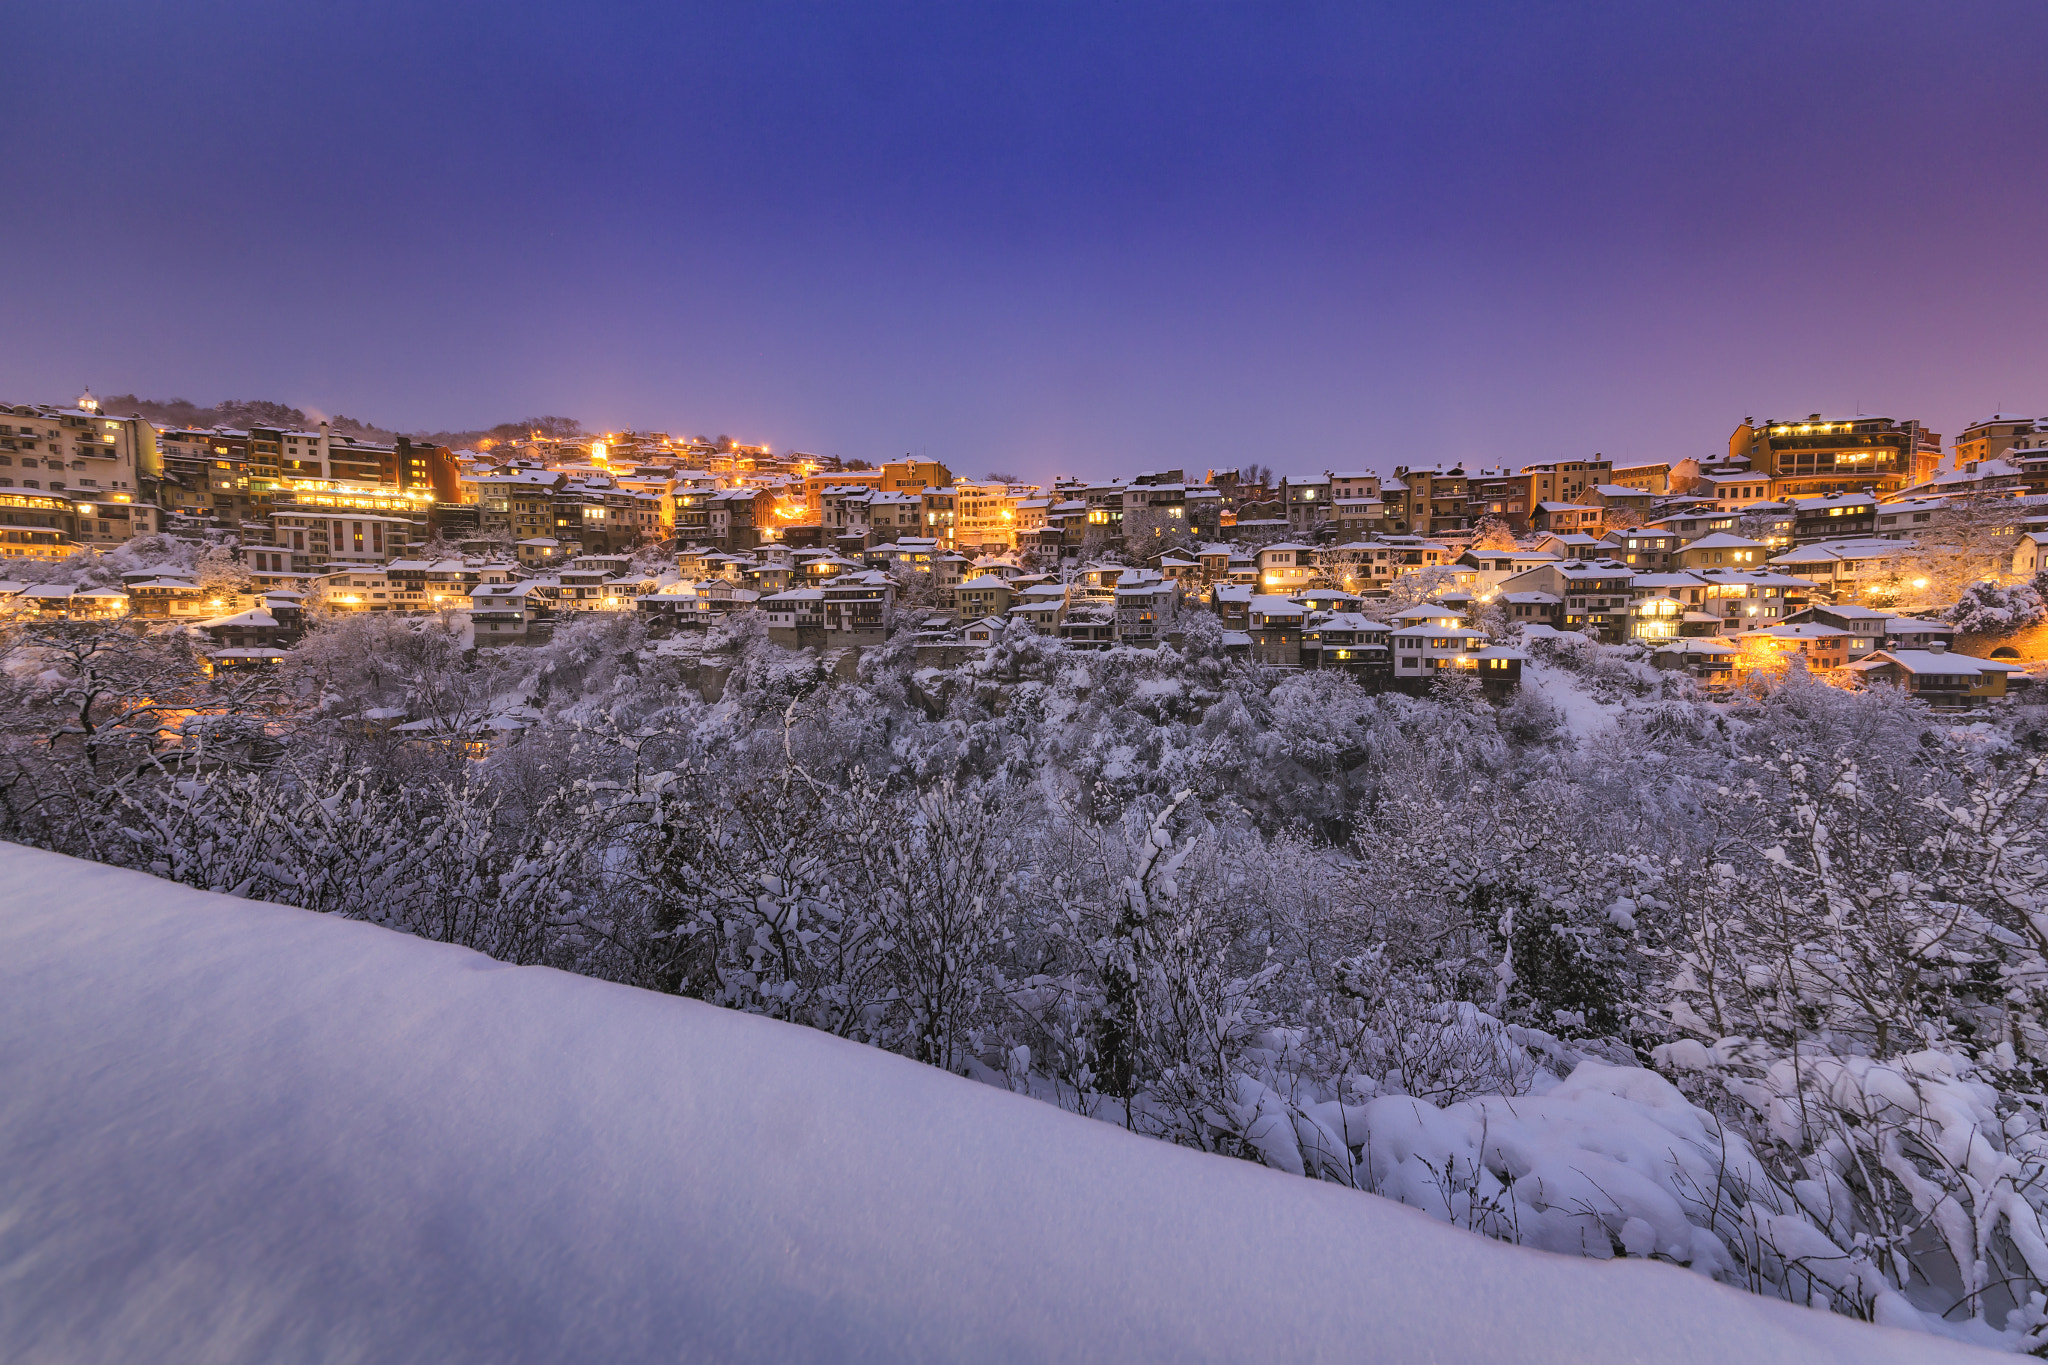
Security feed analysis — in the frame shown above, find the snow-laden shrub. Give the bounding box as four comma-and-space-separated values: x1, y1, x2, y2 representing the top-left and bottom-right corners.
1524, 628, 1600, 673
1951, 579, 2047, 636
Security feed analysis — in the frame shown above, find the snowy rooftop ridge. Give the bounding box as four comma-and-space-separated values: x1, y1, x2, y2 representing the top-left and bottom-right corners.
0, 845, 1977, 1365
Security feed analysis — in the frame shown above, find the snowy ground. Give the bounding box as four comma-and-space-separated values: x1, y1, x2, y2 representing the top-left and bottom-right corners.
0, 845, 1996, 1364
1520, 658, 1622, 739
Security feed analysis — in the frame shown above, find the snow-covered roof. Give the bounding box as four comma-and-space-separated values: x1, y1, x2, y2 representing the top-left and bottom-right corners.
1769, 539, 1909, 564
1677, 533, 1765, 552
1846, 650, 2011, 675
1307, 612, 1388, 632
1391, 625, 1489, 641
1753, 622, 1850, 639
198, 609, 277, 630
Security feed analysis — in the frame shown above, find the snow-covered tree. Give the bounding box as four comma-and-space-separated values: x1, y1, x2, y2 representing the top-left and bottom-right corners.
1949, 577, 2046, 636
1469, 514, 1518, 552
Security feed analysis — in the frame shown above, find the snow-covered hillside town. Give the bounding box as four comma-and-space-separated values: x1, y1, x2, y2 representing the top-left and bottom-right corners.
5, 394, 2048, 1355
5, 396, 2047, 701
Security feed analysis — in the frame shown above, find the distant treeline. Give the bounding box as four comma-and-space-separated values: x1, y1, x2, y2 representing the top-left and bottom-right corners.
94, 395, 585, 450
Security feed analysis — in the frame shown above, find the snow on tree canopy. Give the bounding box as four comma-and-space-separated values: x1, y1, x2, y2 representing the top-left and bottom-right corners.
0, 846, 1991, 1364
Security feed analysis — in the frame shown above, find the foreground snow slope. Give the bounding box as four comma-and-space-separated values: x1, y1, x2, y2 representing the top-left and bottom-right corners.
0, 846, 1994, 1365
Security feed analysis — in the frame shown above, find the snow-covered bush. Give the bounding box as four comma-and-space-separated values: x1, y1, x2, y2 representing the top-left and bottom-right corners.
1951, 579, 2047, 636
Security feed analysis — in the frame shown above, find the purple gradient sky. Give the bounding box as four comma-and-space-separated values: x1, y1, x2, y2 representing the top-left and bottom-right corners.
5, 1, 2046, 483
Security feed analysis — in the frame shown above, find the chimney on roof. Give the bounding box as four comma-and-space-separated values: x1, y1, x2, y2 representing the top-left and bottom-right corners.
1930, 640, 1948, 653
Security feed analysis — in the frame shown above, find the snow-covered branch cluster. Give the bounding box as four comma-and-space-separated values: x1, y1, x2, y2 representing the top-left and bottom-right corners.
6, 604, 2048, 1349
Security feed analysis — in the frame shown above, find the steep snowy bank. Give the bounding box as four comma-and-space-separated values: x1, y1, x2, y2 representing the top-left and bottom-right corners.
0, 845, 1991, 1364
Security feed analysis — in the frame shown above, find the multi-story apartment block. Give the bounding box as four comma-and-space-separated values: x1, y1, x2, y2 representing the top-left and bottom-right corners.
864, 491, 924, 544
1077, 481, 1127, 554
383, 558, 512, 611
879, 459, 953, 497
1729, 415, 1941, 499
269, 509, 418, 571
1766, 538, 1915, 602
1670, 533, 1767, 571
0, 396, 161, 545
1300, 612, 1392, 681
1114, 579, 1179, 645
312, 567, 397, 612
1521, 457, 1613, 505
1328, 471, 1381, 503
1013, 495, 1053, 541
1246, 594, 1307, 666
1788, 492, 1878, 543
1607, 525, 1686, 570
1125, 476, 1215, 546
1468, 459, 1612, 532
820, 570, 896, 644
158, 427, 255, 524
1388, 606, 1500, 688
1871, 499, 1944, 540
952, 481, 1025, 552
707, 487, 775, 552
1256, 542, 1318, 592
0, 488, 89, 560
1624, 569, 1806, 638
1531, 502, 1603, 534
1385, 465, 1470, 536
805, 469, 885, 516
1281, 475, 1332, 536
1497, 560, 1636, 642
1608, 461, 1699, 495
462, 469, 567, 542
920, 487, 958, 547
1696, 470, 1773, 507
1953, 414, 2048, 473
953, 573, 1014, 622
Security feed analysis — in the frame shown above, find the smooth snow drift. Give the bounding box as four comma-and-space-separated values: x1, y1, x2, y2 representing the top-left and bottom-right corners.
0, 844, 1995, 1363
